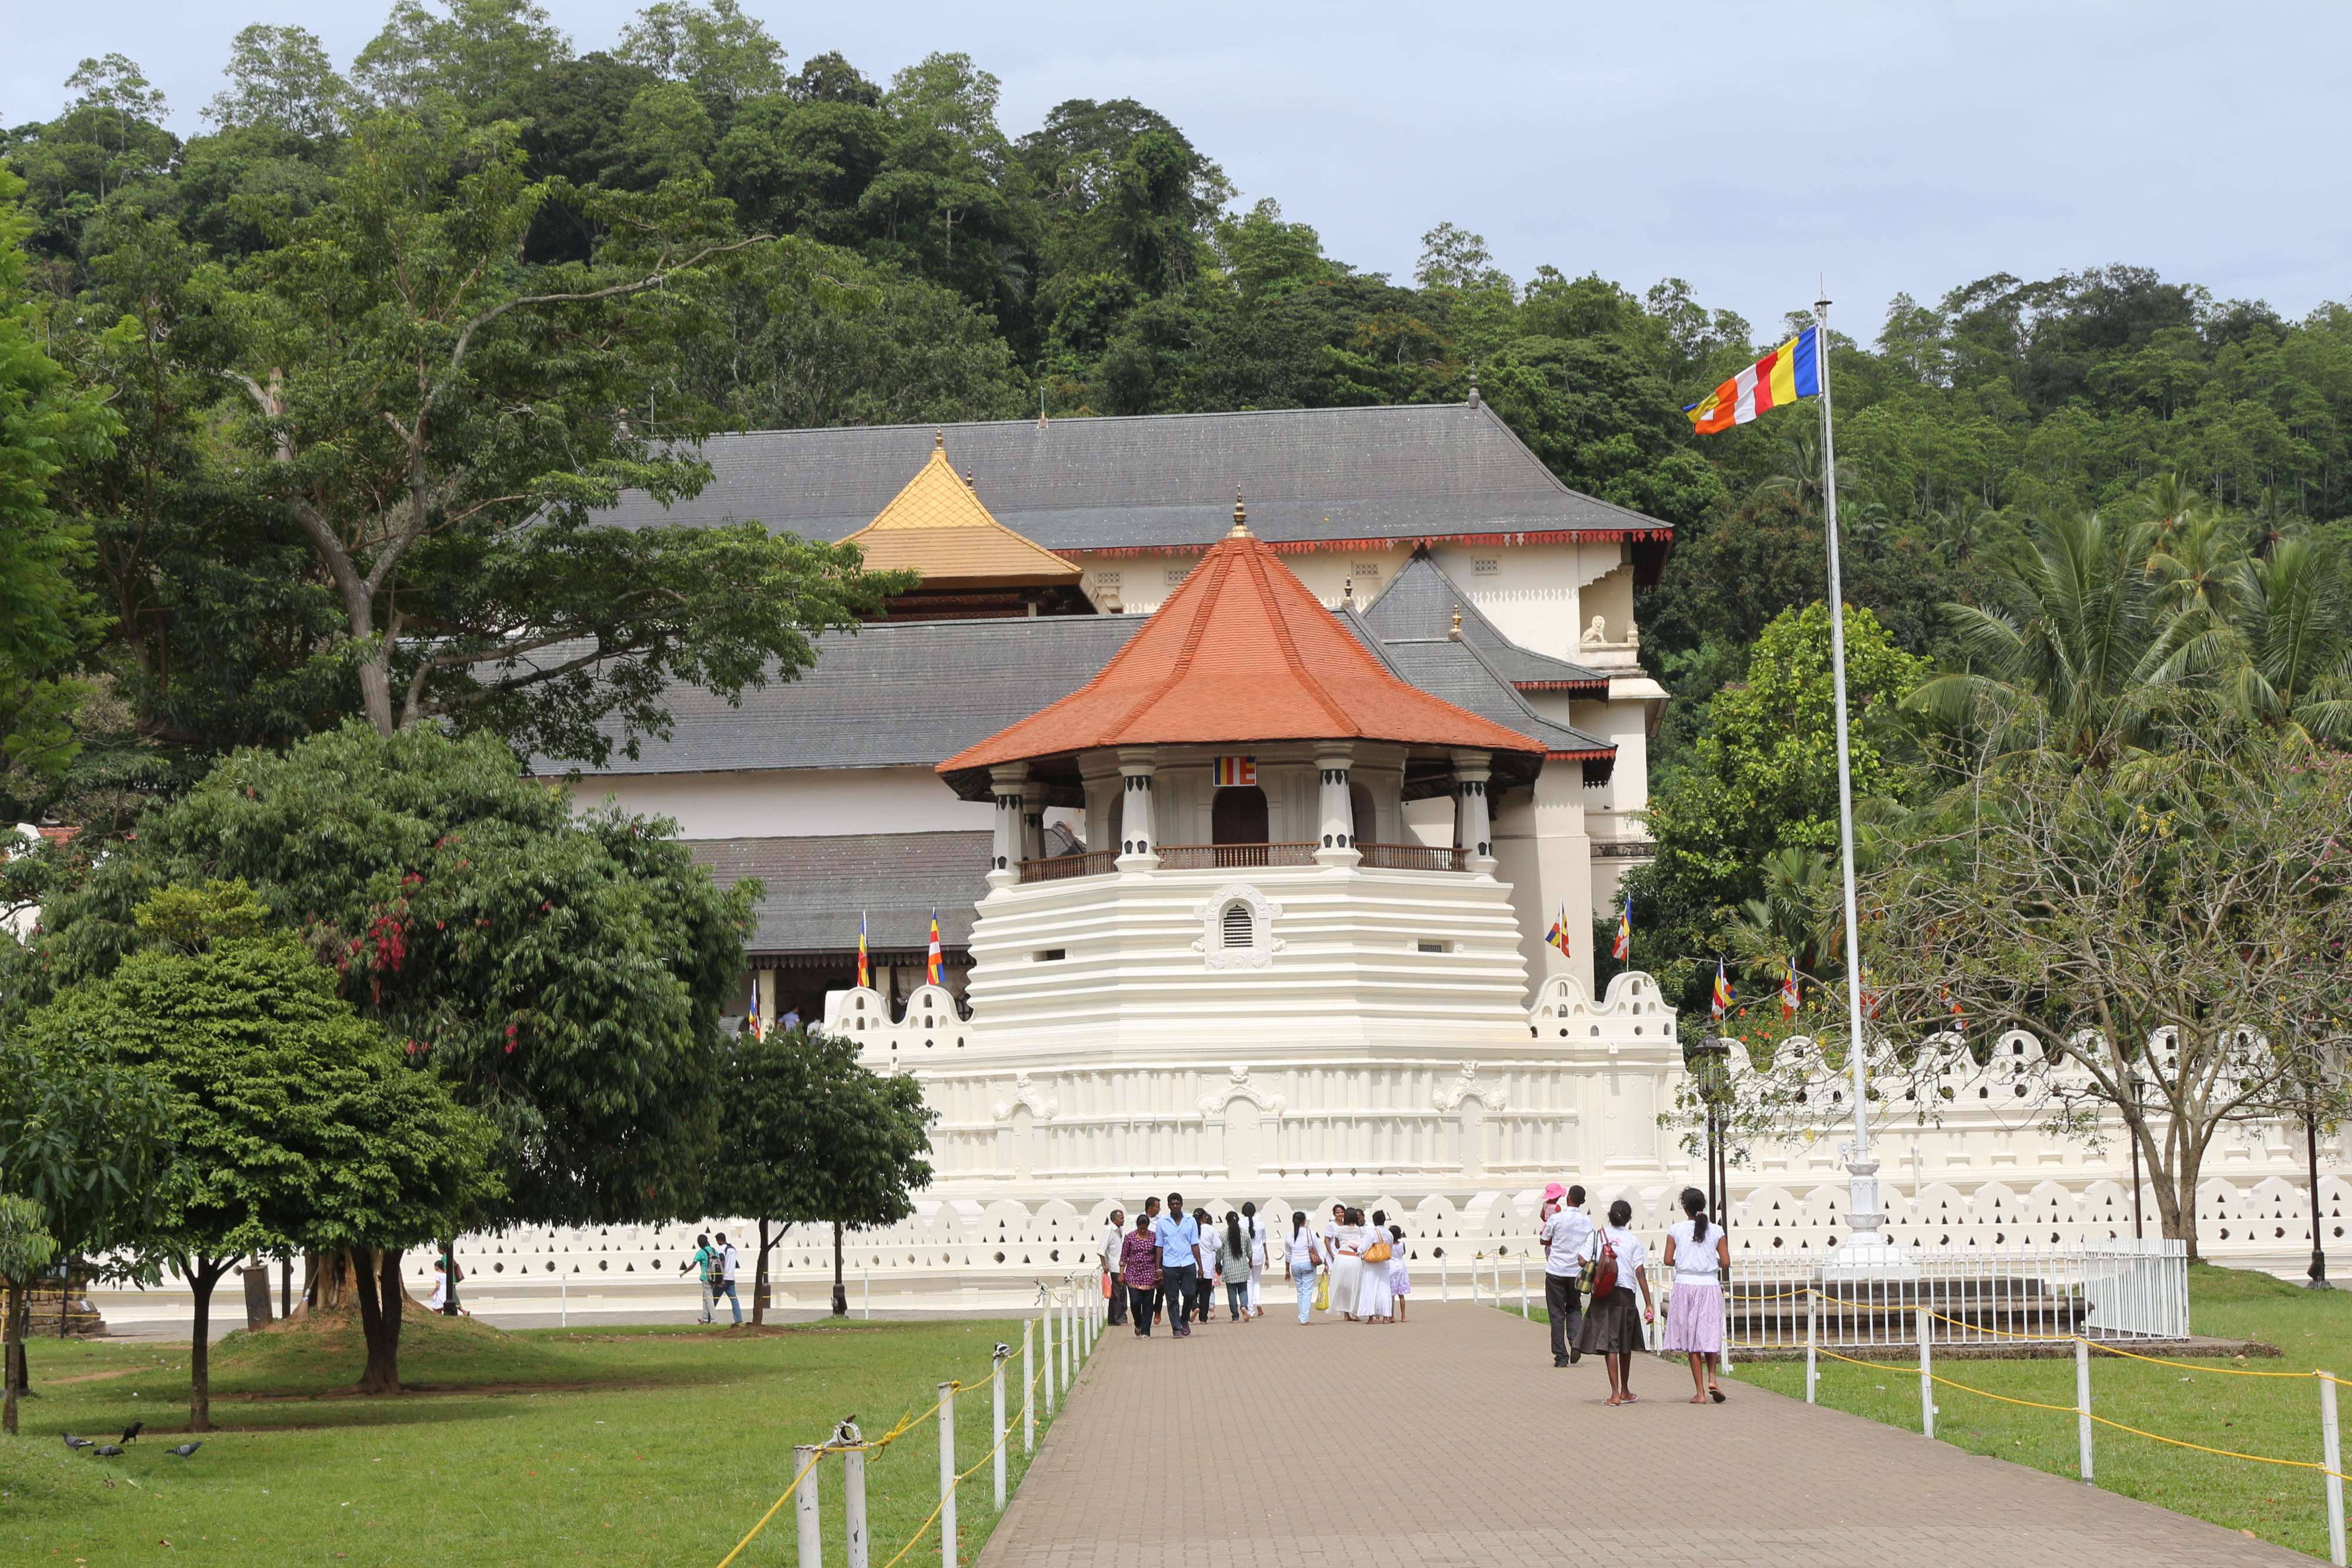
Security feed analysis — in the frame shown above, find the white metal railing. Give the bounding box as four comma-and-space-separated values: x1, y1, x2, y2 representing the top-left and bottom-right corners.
1641, 1239, 2190, 1349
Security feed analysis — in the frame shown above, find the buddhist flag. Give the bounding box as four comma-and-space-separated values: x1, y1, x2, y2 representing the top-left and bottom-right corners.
1213, 755, 1257, 787
747, 978, 764, 1039
857, 911, 869, 989
1611, 895, 1631, 961
1685, 326, 1823, 434
1780, 964, 1801, 1021
1545, 901, 1571, 957
926, 910, 943, 986
1710, 960, 1734, 1021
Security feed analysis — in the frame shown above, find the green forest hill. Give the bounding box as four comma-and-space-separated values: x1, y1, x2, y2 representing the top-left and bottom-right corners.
6, 4, 2351, 902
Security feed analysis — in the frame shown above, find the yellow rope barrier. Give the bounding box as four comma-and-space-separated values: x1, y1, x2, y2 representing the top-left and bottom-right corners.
713, 1446, 828, 1568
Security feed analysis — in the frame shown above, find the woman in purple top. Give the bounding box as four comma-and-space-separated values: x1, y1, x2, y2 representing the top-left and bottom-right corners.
1121, 1215, 1162, 1336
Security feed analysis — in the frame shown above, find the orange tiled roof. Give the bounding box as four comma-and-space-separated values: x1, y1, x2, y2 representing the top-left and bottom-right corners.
838, 439, 1083, 590
938, 509, 1545, 773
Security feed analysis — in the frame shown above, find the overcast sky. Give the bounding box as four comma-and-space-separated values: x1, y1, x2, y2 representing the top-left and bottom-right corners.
9, 1, 2347, 342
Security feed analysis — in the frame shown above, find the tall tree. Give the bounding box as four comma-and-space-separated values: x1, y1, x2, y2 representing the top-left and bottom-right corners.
22, 882, 493, 1415
0, 1194, 55, 1437
202, 25, 352, 139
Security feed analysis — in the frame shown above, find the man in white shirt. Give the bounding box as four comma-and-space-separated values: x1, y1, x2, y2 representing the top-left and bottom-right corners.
714, 1231, 743, 1326
1100, 1208, 1128, 1326
1539, 1186, 1592, 1366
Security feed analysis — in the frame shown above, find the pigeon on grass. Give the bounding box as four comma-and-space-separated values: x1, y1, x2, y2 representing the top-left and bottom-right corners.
62, 1434, 94, 1450
166, 1442, 203, 1458
93, 1445, 125, 1457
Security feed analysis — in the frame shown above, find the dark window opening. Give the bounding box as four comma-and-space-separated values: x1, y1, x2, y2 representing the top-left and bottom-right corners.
1212, 785, 1269, 844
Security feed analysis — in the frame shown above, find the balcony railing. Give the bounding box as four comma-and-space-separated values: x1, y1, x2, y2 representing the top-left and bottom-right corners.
1154, 842, 1318, 870
1354, 841, 1468, 872
1017, 851, 1117, 883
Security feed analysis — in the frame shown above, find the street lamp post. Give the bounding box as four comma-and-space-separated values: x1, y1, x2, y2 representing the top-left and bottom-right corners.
2127, 1068, 2146, 1242
2307, 1078, 2333, 1291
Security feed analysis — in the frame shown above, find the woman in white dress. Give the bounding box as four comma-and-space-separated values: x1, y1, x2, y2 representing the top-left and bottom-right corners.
1355, 1208, 1392, 1322
1385, 1222, 1412, 1322
1661, 1186, 1730, 1403
1325, 1205, 1364, 1321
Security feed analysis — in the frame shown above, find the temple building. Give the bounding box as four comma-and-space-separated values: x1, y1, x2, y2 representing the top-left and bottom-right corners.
572, 402, 1671, 1027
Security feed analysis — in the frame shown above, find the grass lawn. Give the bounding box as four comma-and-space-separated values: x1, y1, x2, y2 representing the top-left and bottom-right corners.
2, 1306, 1080, 1568
1512, 1263, 2352, 1559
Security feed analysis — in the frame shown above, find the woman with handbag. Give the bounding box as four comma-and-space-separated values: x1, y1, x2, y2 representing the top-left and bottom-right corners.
1572, 1198, 1654, 1405
1661, 1186, 1732, 1403
1284, 1212, 1326, 1323
1326, 1206, 1364, 1322
1355, 1208, 1394, 1322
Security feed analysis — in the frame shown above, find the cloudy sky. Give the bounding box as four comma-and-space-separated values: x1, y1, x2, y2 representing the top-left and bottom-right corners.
9, 1, 2346, 340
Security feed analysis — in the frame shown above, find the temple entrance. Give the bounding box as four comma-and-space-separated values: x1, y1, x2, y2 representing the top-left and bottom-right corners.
1211, 785, 1268, 844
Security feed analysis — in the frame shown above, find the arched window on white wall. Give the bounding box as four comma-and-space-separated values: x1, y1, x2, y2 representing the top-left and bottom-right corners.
1222, 903, 1254, 948
1194, 882, 1282, 971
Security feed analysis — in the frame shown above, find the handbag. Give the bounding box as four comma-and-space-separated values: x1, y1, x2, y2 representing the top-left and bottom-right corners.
1101, 1271, 1114, 1300
1581, 1229, 1618, 1300
1363, 1238, 1392, 1264
1312, 1270, 1331, 1312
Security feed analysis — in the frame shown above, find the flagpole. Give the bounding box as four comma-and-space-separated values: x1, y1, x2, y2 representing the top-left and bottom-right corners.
1814, 291, 1897, 1267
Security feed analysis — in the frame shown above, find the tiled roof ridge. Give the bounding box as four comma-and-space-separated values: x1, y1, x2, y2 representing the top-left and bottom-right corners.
1240, 538, 1359, 735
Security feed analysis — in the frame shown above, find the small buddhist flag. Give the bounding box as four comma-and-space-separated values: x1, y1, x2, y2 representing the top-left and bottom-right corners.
747, 979, 764, 1039
1710, 960, 1734, 1021
1780, 964, 1801, 1020
1545, 901, 1570, 957
927, 910, 943, 987
1611, 895, 1631, 961
1213, 755, 1257, 787
1685, 327, 1824, 434
857, 911, 869, 989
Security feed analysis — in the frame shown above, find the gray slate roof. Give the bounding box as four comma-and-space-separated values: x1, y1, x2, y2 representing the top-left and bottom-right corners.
1348, 556, 1614, 760
553, 616, 1143, 775
684, 831, 989, 955
1358, 554, 1611, 691
597, 404, 1672, 553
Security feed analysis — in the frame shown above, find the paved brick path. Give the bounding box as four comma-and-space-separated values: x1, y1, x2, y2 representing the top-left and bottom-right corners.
978, 1301, 2303, 1568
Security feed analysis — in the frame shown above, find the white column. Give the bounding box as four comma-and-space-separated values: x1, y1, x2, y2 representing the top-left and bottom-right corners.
1114, 749, 1158, 871
988, 764, 1027, 890
1020, 777, 1048, 866
1452, 750, 1495, 876
756, 969, 779, 1033
1313, 745, 1360, 868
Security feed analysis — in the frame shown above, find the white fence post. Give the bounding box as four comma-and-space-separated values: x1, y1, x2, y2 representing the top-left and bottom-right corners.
991, 1344, 1008, 1512
1044, 1298, 1058, 1417
842, 1437, 868, 1568
2323, 1370, 2346, 1567
2076, 1339, 2094, 1485
1917, 1306, 1935, 1440
1441, 1253, 1449, 1302
1805, 1289, 1818, 1404
937, 1381, 957, 1568
862, 1266, 870, 1320
1020, 1319, 1035, 1455
1063, 1288, 1075, 1392
794, 1444, 823, 1568
1519, 1258, 1528, 1318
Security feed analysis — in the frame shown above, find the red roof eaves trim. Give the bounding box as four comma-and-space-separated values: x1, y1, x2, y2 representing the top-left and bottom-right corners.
1546, 747, 1616, 762
1513, 680, 1611, 693
1055, 528, 1674, 562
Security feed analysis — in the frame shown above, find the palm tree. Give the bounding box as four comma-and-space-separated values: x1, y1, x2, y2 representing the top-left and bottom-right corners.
1908, 509, 2201, 767
2220, 534, 2352, 742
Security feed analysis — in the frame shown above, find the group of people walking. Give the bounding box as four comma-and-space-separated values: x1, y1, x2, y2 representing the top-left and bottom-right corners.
1539, 1183, 1730, 1406
1097, 1196, 1412, 1335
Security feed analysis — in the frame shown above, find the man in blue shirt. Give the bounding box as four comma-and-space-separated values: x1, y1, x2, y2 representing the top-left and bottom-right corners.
1150, 1192, 1200, 1339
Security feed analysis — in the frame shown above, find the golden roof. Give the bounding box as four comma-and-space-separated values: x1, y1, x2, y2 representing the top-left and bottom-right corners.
840, 437, 1083, 589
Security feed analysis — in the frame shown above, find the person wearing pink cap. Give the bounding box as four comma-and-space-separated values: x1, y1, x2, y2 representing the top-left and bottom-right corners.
1539, 1185, 1591, 1366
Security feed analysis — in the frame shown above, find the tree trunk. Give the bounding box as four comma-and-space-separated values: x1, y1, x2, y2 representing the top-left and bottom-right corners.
831, 1220, 847, 1317
2, 1282, 21, 1436
186, 1254, 228, 1433
753, 1218, 770, 1328
358, 653, 396, 736
348, 1247, 406, 1395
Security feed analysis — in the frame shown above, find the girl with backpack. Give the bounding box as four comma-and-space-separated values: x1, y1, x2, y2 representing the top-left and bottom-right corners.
1572, 1198, 1653, 1405
1662, 1186, 1731, 1403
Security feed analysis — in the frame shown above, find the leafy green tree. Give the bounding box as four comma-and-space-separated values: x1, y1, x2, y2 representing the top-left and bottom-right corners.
1623, 602, 1926, 1011
202, 25, 352, 139
211, 108, 904, 763
0, 1031, 173, 1422
617, 0, 784, 112
354, 0, 573, 113
24, 884, 494, 1416
60, 56, 171, 202
0, 168, 118, 779
0, 1193, 56, 1436
29, 722, 753, 1234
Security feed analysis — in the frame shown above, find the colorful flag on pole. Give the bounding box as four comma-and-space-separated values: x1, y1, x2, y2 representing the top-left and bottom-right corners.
1710, 960, 1734, 1021
1611, 895, 1631, 961
1212, 755, 1257, 787
1780, 964, 1801, 1020
1684, 326, 1825, 434
857, 911, 869, 989
927, 910, 943, 987
747, 977, 764, 1039
1544, 900, 1571, 957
